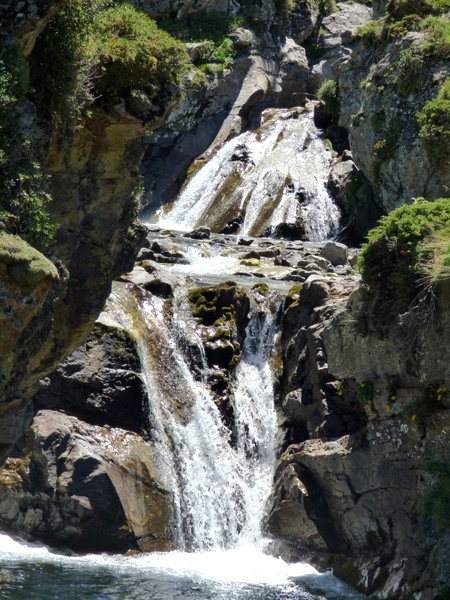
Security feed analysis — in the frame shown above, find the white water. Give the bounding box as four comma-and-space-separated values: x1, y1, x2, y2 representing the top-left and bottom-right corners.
106, 283, 279, 552
0, 283, 365, 599
154, 107, 340, 241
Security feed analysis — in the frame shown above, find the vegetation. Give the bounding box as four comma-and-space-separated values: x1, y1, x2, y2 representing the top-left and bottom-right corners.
417, 78, 450, 159
372, 117, 406, 183
421, 454, 450, 529
317, 79, 340, 116
0, 40, 57, 248
357, 198, 450, 296
31, 0, 189, 127
1, 1, 191, 249
157, 13, 241, 71
90, 5, 189, 99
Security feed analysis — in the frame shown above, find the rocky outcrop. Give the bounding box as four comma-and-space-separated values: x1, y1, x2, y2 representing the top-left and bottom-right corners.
0, 233, 63, 463
0, 410, 173, 552
269, 276, 450, 599
339, 30, 450, 213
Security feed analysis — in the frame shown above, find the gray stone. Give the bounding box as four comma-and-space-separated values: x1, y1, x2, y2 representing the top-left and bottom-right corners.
320, 241, 348, 266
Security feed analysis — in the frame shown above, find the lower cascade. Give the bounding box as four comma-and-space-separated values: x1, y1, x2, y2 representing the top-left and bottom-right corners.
0, 254, 364, 599
107, 282, 279, 552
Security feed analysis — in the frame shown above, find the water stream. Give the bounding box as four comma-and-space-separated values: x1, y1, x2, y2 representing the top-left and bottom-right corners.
0, 279, 364, 599
0, 106, 360, 598
152, 107, 340, 241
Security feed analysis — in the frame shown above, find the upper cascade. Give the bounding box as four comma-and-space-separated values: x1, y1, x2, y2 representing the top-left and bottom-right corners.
152, 107, 340, 242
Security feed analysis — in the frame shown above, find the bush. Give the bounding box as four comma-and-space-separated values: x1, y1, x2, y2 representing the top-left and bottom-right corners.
30, 0, 99, 133
422, 16, 450, 56
395, 44, 427, 95
317, 79, 340, 117
357, 198, 450, 295
31, 1, 189, 127
0, 40, 57, 248
89, 4, 189, 99
356, 19, 385, 47
417, 78, 450, 160
158, 12, 239, 69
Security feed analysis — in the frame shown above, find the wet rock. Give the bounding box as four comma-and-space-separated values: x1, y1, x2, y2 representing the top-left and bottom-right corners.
220, 215, 244, 234
183, 227, 211, 240
33, 320, 149, 435
0, 410, 173, 553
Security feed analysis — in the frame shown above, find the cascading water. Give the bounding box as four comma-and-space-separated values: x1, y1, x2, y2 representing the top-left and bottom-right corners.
106, 282, 279, 552
0, 279, 365, 599
153, 107, 340, 241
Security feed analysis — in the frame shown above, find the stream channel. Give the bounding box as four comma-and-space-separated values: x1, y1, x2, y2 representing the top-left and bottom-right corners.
0, 108, 364, 599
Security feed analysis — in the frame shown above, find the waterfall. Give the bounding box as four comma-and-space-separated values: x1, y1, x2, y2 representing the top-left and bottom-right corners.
153, 107, 340, 241
106, 282, 279, 552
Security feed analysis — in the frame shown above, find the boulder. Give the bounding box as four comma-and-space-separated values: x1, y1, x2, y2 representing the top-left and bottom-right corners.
0, 410, 173, 552
320, 241, 348, 266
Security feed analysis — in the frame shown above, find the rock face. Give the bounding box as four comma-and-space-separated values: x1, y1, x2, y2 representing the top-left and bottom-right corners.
0, 410, 173, 552
268, 276, 450, 599
339, 31, 450, 212
0, 303, 173, 553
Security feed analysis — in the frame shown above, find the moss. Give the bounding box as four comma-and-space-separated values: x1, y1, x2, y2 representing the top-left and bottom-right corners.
240, 257, 260, 267
0, 231, 59, 285
285, 283, 303, 310
421, 452, 450, 528
252, 282, 269, 297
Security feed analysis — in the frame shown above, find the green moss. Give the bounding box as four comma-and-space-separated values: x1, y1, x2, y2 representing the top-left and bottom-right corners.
421, 452, 450, 528
0, 231, 59, 285
252, 282, 269, 297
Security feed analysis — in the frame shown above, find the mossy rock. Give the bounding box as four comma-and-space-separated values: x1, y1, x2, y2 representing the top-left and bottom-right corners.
239, 257, 260, 267
188, 282, 250, 327
0, 232, 58, 286
252, 282, 269, 297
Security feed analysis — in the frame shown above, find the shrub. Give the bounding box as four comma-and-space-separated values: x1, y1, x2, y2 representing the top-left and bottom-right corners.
417, 78, 450, 160
89, 4, 189, 99
357, 198, 450, 295
317, 79, 340, 117
30, 0, 99, 133
0, 41, 57, 248
158, 12, 238, 69
31, 1, 189, 127
395, 44, 427, 95
421, 16, 450, 56
356, 19, 385, 48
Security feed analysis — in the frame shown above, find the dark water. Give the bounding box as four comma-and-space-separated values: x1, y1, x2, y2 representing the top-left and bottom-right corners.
0, 536, 364, 600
